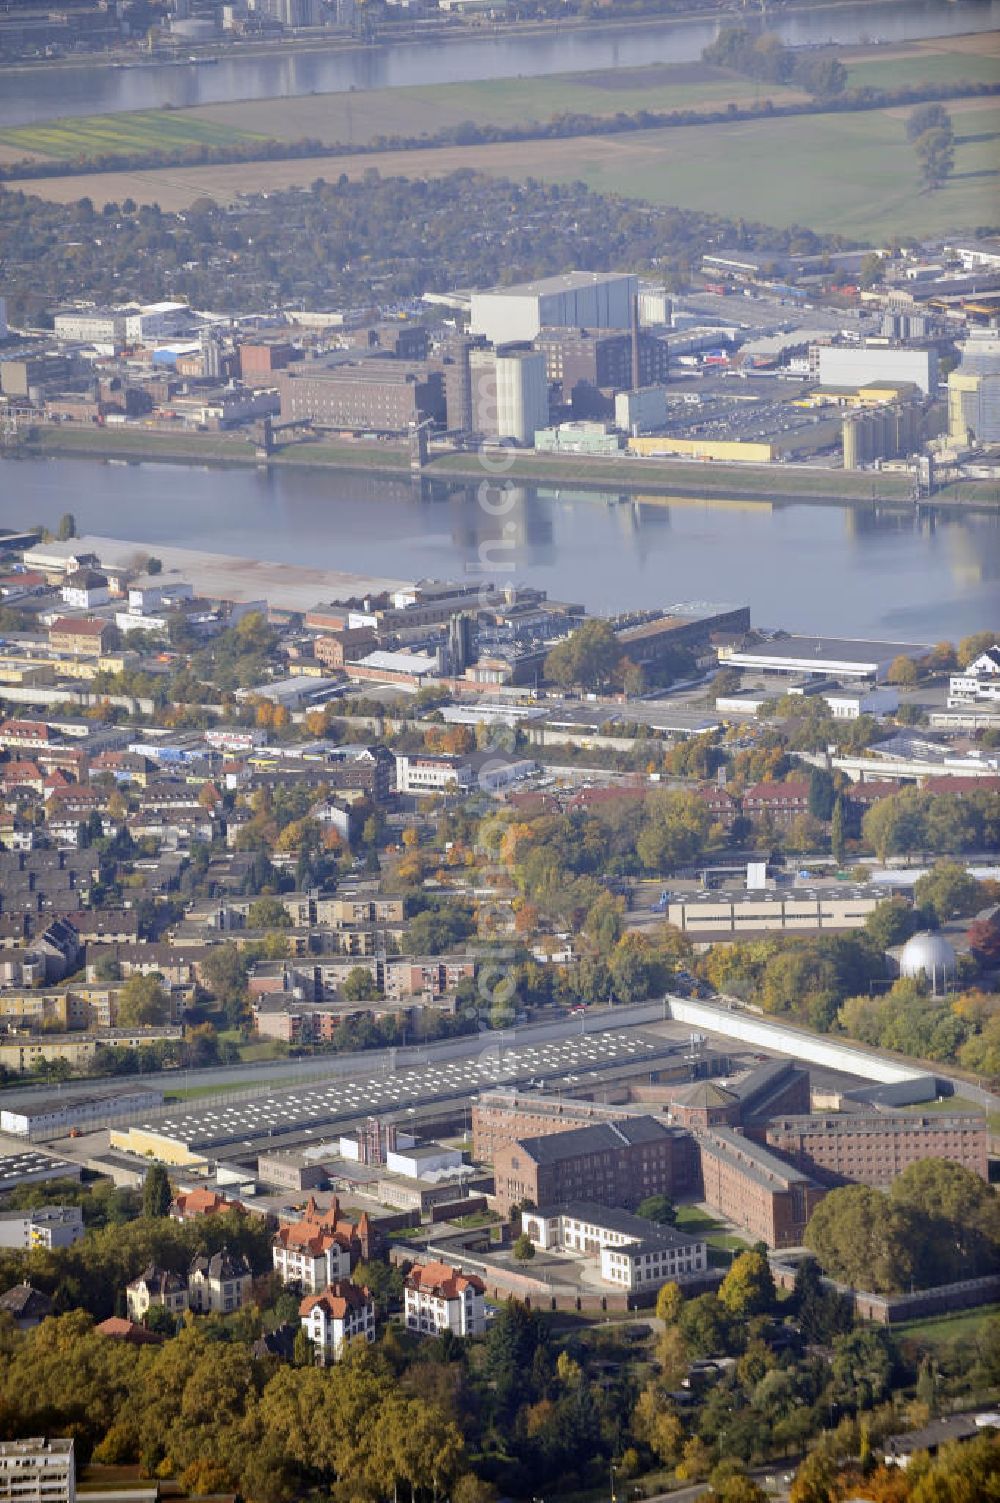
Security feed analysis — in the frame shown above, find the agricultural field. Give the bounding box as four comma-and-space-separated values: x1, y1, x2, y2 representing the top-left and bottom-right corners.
185, 60, 807, 148
18, 95, 997, 243
845, 32, 1000, 92
0, 109, 263, 164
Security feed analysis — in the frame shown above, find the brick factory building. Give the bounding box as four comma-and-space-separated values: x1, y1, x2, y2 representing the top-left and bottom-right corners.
765, 1112, 990, 1188
276, 360, 445, 433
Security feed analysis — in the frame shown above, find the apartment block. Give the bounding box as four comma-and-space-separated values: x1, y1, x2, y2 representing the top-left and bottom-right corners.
0, 1440, 74, 1503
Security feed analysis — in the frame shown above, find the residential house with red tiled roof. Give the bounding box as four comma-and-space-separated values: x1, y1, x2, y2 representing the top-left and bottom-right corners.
169, 1187, 245, 1222
272, 1196, 355, 1292
299, 1280, 375, 1364
403, 1260, 486, 1338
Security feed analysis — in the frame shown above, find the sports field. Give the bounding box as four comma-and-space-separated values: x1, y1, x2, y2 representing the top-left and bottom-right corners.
17, 95, 998, 242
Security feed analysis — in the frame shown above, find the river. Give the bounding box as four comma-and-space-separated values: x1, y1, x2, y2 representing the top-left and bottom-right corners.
2, 455, 997, 638
1, 0, 998, 126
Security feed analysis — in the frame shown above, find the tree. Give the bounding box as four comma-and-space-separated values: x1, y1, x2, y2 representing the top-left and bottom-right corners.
906, 102, 953, 142
718, 1250, 775, 1320
808, 767, 836, 821
655, 1280, 683, 1325
247, 896, 292, 930
864, 897, 921, 952
913, 860, 981, 923
886, 654, 918, 687
831, 797, 846, 866
914, 126, 955, 191
637, 1194, 677, 1227
679, 1293, 729, 1357
200, 943, 249, 1027
789, 1452, 837, 1503
957, 630, 999, 667
804, 1185, 913, 1294
146, 556, 163, 575
142, 1163, 171, 1218
544, 619, 622, 691
57, 512, 77, 541
512, 1231, 535, 1261
888, 1158, 1000, 1282
117, 972, 169, 1027
636, 789, 712, 873
342, 967, 380, 1002
967, 913, 1000, 965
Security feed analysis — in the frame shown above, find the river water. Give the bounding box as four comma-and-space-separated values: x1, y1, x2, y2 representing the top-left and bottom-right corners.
2, 455, 997, 638
1, 0, 998, 125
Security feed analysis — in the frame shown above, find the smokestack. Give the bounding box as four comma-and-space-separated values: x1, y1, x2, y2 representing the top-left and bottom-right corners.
631, 292, 641, 392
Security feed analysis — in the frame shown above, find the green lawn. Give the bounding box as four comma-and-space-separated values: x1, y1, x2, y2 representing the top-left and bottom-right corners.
675, 1204, 751, 1256
0, 110, 263, 162
893, 1303, 1000, 1351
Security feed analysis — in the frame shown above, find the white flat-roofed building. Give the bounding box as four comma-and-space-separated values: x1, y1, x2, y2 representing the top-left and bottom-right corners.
470, 271, 638, 346
403, 1259, 486, 1337
814, 344, 937, 396
0, 1439, 75, 1503
822, 686, 899, 720
53, 306, 129, 348
521, 1201, 707, 1292
345, 650, 440, 687
0, 1207, 83, 1251
666, 888, 883, 938
395, 750, 536, 795
385, 1142, 463, 1181
0, 1087, 164, 1140
723, 635, 929, 683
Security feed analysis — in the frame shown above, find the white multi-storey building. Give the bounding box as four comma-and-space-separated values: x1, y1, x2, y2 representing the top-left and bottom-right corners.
188, 1247, 253, 1314
403, 1260, 486, 1338
521, 1202, 708, 1293
272, 1204, 353, 1293
949, 647, 1000, 707
0, 1439, 75, 1503
299, 1281, 375, 1364
0, 1207, 83, 1251
126, 1265, 188, 1323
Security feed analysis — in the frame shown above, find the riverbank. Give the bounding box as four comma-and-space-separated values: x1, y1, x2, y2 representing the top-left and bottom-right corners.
13, 423, 1000, 512
0, 0, 937, 83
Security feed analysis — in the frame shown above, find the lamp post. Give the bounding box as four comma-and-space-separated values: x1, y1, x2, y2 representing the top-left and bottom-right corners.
610, 1462, 618, 1503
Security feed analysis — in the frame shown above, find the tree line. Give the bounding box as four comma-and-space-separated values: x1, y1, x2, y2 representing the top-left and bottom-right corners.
0, 78, 995, 182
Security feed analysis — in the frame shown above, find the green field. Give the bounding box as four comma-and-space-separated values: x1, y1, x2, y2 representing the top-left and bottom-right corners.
0, 109, 263, 162
893, 1303, 1000, 1351
469, 98, 1000, 241
847, 42, 1000, 93
187, 61, 806, 148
